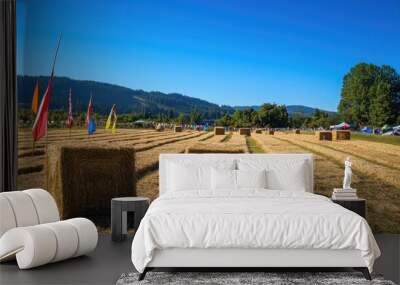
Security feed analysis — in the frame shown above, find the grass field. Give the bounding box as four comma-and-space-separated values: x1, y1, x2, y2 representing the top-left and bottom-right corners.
17, 128, 400, 233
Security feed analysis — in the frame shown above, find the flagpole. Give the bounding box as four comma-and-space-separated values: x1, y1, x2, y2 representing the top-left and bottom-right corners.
46, 34, 62, 191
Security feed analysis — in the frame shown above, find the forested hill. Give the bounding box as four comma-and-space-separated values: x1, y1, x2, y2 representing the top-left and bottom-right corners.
17, 75, 333, 117
234, 105, 336, 116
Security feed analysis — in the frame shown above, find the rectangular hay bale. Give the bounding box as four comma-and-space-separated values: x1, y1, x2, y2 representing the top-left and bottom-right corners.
174, 126, 182, 132
239, 128, 251, 136
214, 127, 225, 135
294, 129, 301, 134
255, 129, 263, 134
46, 143, 136, 226
316, 131, 332, 141
333, 130, 351, 140
268, 129, 275, 135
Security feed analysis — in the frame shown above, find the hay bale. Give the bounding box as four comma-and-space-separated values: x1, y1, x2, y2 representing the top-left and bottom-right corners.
174, 125, 182, 132
316, 131, 332, 141
239, 128, 251, 136
214, 127, 225, 135
255, 129, 263, 134
294, 129, 301, 134
186, 142, 245, 153
268, 129, 275, 135
333, 130, 351, 140
46, 143, 136, 225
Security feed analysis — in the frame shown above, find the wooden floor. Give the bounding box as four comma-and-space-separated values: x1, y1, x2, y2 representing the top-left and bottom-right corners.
0, 234, 398, 285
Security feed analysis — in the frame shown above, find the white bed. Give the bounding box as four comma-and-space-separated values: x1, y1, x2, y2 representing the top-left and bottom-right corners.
131, 154, 380, 280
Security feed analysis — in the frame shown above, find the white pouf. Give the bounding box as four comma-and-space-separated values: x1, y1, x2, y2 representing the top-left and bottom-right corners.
0, 189, 98, 269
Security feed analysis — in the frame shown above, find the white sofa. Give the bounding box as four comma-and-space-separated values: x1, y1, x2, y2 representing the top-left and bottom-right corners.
0, 189, 98, 269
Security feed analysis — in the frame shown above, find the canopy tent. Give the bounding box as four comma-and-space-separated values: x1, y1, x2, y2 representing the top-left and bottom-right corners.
330, 122, 350, 130
361, 127, 372, 134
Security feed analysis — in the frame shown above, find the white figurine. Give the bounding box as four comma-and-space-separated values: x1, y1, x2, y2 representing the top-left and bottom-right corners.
343, 157, 352, 189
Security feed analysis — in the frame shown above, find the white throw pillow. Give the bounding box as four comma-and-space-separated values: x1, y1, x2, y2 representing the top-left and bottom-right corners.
236, 169, 267, 189
266, 161, 307, 191
167, 162, 209, 191
211, 168, 236, 190
167, 159, 236, 192
238, 158, 308, 191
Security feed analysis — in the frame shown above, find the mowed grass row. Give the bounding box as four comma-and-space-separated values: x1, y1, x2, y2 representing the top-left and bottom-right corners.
18, 129, 201, 172
278, 134, 400, 189
136, 132, 249, 200
293, 134, 400, 170
18, 128, 154, 143
136, 132, 211, 178
18, 129, 162, 149
17, 129, 209, 192
252, 133, 400, 233
186, 132, 249, 153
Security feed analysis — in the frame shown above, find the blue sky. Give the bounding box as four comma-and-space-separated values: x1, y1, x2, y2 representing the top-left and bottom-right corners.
17, 0, 400, 111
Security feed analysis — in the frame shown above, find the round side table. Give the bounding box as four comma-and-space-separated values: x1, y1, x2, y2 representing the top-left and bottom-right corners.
111, 197, 150, 242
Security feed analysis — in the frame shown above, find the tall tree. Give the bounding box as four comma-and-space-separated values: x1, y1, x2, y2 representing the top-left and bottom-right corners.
257, 103, 289, 128
338, 63, 400, 127
189, 109, 202, 125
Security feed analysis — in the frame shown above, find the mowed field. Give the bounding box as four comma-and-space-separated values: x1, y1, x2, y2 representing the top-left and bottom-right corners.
17, 128, 400, 233
17, 128, 245, 199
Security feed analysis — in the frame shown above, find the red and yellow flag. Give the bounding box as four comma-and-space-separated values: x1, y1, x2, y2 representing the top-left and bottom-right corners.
32, 77, 53, 141
32, 81, 39, 114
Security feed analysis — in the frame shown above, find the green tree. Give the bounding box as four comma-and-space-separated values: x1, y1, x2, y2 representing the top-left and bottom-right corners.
175, 113, 188, 125
231, 109, 256, 127
257, 103, 289, 128
338, 63, 400, 127
189, 109, 202, 125
215, 114, 232, 127
289, 112, 307, 128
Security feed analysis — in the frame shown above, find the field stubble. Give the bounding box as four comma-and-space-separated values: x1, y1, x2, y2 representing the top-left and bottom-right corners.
253, 133, 400, 233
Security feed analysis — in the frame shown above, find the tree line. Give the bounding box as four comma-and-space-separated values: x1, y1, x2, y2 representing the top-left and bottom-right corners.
18, 62, 399, 129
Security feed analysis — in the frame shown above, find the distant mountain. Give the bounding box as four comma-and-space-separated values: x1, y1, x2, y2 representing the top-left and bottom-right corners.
18, 75, 335, 117
234, 105, 336, 116
17, 75, 232, 118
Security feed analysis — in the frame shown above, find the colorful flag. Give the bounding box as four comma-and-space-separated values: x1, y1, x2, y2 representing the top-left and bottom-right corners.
32, 80, 39, 114
32, 35, 61, 142
32, 77, 53, 141
86, 95, 96, 135
67, 88, 73, 128
105, 104, 117, 133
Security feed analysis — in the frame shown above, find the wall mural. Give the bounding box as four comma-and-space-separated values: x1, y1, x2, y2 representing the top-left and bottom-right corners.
17, 0, 400, 232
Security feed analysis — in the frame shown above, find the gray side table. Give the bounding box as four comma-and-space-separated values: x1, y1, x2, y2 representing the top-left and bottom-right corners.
111, 197, 150, 242
332, 198, 366, 218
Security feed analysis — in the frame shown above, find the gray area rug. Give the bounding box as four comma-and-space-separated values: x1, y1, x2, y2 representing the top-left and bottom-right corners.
117, 272, 396, 285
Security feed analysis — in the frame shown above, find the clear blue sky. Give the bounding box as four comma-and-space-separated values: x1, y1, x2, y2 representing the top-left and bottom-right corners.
17, 0, 400, 111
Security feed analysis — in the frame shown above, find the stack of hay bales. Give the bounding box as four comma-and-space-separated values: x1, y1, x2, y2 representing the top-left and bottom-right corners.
214, 127, 225, 135
239, 128, 251, 136
186, 142, 246, 153
174, 125, 182, 132
294, 129, 301, 134
316, 131, 332, 141
46, 143, 136, 225
333, 130, 351, 140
